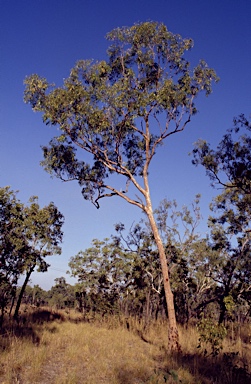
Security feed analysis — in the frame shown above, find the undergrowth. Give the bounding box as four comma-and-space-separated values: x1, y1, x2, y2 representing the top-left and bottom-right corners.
0, 308, 250, 383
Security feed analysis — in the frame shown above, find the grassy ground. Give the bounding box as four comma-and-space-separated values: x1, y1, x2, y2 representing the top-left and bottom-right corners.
0, 308, 250, 383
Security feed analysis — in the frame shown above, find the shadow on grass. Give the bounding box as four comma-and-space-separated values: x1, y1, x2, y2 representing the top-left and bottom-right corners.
114, 366, 151, 384
0, 308, 65, 352
156, 348, 251, 384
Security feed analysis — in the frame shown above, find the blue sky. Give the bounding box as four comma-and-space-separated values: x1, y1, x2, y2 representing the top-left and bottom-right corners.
1, 0, 251, 289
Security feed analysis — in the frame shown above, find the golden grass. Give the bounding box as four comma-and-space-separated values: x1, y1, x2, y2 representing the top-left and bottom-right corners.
0, 309, 250, 384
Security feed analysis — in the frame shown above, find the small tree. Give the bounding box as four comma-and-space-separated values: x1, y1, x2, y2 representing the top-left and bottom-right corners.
192, 114, 251, 240
193, 115, 251, 322
0, 186, 64, 322
0, 187, 27, 324
48, 277, 75, 309
24, 21, 218, 351
114, 222, 164, 320
13, 197, 64, 318
22, 284, 48, 306
69, 238, 131, 314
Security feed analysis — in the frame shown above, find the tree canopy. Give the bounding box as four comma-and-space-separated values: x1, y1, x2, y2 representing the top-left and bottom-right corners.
193, 115, 251, 235
192, 114, 251, 322
24, 21, 218, 211
24, 21, 218, 351
0, 186, 64, 321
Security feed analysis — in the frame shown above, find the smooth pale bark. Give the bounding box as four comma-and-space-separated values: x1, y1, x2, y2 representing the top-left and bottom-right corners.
141, 120, 180, 352
145, 190, 181, 352
24, 22, 217, 352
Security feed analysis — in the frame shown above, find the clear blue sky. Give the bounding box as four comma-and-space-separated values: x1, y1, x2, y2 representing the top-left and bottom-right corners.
1, 0, 251, 289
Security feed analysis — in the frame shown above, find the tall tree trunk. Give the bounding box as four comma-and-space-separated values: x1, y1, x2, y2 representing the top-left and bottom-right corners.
9, 292, 16, 317
219, 302, 226, 324
145, 288, 151, 326
145, 199, 181, 352
14, 265, 35, 320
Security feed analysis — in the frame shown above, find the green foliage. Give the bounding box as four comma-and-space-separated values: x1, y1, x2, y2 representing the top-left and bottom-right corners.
0, 186, 64, 321
223, 295, 235, 319
13, 195, 64, 318
21, 284, 48, 306
197, 317, 227, 356
67, 192, 250, 324
68, 196, 208, 321
24, 21, 218, 210
193, 115, 251, 322
48, 277, 75, 309
193, 114, 251, 238
193, 114, 251, 191
154, 196, 218, 324
67, 217, 155, 315
0, 187, 27, 322
69, 238, 127, 314
24, 22, 218, 349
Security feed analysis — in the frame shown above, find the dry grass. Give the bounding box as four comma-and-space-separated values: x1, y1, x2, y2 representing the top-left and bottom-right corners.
0, 309, 250, 383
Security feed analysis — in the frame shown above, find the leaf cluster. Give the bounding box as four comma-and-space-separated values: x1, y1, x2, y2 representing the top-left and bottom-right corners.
197, 316, 227, 356
0, 187, 64, 318
24, 21, 218, 209
193, 115, 251, 234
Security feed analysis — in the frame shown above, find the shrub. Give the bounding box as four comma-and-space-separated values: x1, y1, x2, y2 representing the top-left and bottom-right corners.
197, 317, 227, 356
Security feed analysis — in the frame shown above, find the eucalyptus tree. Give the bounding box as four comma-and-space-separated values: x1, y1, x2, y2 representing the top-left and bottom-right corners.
69, 238, 134, 314
205, 222, 251, 323
113, 222, 164, 319
153, 195, 216, 323
192, 114, 251, 197
193, 115, 251, 322
69, 197, 209, 322
22, 284, 48, 306
0, 188, 64, 322
115, 196, 205, 323
0, 187, 26, 324
24, 21, 217, 350
192, 114, 251, 230
13, 197, 64, 318
48, 277, 75, 309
